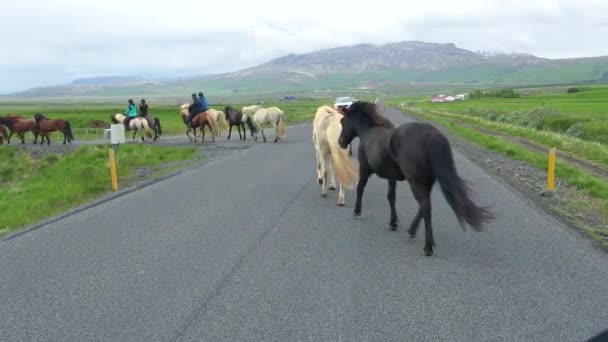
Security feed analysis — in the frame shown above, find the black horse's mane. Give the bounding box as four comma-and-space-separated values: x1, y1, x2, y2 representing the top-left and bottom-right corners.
34, 112, 48, 124
347, 101, 394, 128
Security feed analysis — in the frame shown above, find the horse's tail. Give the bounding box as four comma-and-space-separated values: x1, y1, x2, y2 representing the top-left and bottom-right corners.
155, 117, 162, 136
326, 119, 358, 189
0, 124, 7, 143
207, 113, 218, 136
428, 134, 494, 231
217, 111, 228, 131
64, 121, 75, 140
245, 115, 256, 134
276, 110, 286, 138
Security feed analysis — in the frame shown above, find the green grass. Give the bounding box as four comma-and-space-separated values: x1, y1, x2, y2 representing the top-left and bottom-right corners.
406, 109, 608, 246
409, 108, 608, 170
0, 100, 331, 141
410, 85, 608, 143
0, 144, 198, 235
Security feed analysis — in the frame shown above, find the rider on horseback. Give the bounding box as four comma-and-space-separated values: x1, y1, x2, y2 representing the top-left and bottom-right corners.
139, 99, 148, 117
187, 93, 203, 126
123, 99, 137, 129
198, 92, 208, 112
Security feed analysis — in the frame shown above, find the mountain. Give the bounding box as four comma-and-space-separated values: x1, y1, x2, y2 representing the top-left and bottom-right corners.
6, 41, 608, 98
69, 76, 148, 85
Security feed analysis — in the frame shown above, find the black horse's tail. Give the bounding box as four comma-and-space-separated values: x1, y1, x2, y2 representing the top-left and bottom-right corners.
245, 116, 256, 134
65, 121, 75, 140
428, 134, 494, 231
155, 117, 162, 136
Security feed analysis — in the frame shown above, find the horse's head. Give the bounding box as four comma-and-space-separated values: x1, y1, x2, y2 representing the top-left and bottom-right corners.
34, 113, 46, 124
111, 113, 124, 124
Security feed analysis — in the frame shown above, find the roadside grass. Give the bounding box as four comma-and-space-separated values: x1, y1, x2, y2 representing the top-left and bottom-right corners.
409, 85, 608, 144
405, 109, 608, 247
0, 100, 329, 141
409, 108, 608, 169
0, 144, 198, 235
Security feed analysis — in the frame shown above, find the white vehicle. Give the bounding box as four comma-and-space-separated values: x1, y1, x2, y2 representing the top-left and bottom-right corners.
333, 96, 356, 109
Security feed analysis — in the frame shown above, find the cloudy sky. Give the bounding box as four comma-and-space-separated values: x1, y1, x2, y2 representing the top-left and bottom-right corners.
1, 0, 607, 94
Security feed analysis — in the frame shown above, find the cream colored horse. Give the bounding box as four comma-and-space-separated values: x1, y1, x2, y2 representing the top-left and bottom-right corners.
111, 113, 155, 142
312, 105, 358, 205
251, 106, 286, 143
207, 109, 228, 136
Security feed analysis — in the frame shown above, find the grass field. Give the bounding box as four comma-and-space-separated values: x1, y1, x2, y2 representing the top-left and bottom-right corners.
0, 99, 332, 141
0, 144, 198, 235
408, 85, 608, 144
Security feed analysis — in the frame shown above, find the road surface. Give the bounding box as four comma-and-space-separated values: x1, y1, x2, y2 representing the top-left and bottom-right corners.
1, 108, 607, 341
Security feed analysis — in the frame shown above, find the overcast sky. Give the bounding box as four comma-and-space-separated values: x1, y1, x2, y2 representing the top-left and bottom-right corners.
1, 0, 607, 94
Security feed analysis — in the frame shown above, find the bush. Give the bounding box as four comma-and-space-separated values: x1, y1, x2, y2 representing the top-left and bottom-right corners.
566, 123, 587, 140
567, 87, 580, 93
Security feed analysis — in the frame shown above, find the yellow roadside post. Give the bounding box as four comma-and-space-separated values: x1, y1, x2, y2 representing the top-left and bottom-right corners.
547, 146, 556, 191
108, 148, 118, 191
108, 124, 126, 191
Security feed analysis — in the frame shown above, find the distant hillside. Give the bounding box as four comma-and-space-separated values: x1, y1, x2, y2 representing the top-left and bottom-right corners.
6, 41, 608, 98
70, 76, 148, 85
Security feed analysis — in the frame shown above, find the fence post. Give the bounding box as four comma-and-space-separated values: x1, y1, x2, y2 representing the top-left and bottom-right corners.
547, 146, 556, 191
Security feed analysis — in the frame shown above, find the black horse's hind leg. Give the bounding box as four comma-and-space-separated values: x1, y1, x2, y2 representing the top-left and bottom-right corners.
410, 181, 435, 255
228, 124, 232, 139
63, 130, 67, 144
388, 179, 398, 230
354, 170, 371, 217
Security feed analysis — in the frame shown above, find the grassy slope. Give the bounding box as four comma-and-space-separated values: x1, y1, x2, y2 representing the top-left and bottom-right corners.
0, 144, 198, 235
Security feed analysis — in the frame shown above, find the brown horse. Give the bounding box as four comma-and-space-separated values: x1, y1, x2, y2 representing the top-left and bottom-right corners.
190, 112, 218, 143
34, 113, 75, 145
179, 108, 217, 142
0, 115, 42, 144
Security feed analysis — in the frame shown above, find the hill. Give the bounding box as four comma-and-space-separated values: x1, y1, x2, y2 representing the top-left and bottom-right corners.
6, 41, 608, 98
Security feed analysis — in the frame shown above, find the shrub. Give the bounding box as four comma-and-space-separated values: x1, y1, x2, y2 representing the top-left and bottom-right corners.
565, 123, 587, 140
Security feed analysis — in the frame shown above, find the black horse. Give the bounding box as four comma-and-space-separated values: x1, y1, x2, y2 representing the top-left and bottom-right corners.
225, 106, 255, 140
338, 101, 494, 256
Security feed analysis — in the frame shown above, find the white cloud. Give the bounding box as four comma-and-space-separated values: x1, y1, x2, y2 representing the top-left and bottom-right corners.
1, 0, 608, 93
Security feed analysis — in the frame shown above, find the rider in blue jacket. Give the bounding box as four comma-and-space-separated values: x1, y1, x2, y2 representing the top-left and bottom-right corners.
123, 99, 137, 128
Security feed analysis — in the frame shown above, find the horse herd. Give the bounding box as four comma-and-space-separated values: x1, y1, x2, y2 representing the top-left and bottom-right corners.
0, 100, 494, 256
313, 101, 494, 256
0, 103, 288, 146
0, 113, 74, 145
107, 104, 288, 144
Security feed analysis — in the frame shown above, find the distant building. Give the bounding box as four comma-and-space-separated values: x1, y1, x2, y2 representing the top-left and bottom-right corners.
432, 96, 447, 103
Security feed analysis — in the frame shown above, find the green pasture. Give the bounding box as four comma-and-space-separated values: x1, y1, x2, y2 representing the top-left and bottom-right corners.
0, 144, 198, 235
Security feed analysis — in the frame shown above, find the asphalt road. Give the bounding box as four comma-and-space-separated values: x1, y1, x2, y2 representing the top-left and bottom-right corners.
1, 109, 607, 341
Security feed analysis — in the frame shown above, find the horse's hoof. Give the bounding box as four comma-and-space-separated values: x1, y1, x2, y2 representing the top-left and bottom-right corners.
389, 222, 398, 231
409, 233, 416, 239
318, 178, 323, 185
329, 186, 336, 191
353, 210, 361, 218
337, 203, 345, 207
423, 249, 434, 257
320, 193, 327, 198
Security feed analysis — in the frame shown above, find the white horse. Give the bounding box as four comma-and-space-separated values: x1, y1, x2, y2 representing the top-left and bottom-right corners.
251, 106, 286, 143
312, 105, 358, 205
207, 108, 228, 136
111, 113, 155, 142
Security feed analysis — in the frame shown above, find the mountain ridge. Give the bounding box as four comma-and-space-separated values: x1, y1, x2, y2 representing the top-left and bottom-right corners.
5, 41, 608, 97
